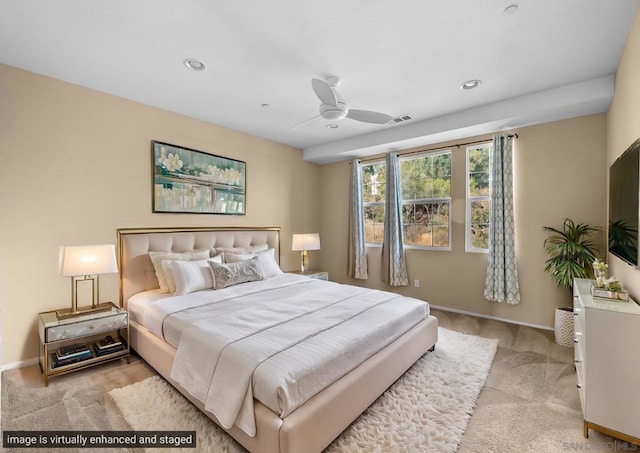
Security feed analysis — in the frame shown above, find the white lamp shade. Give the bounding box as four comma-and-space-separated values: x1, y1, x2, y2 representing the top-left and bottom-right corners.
292, 233, 321, 251
59, 244, 118, 277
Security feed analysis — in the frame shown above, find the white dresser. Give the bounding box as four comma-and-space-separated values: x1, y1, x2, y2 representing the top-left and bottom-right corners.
573, 278, 640, 445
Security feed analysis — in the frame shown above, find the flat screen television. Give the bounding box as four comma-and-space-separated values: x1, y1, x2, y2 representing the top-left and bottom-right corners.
608, 138, 640, 267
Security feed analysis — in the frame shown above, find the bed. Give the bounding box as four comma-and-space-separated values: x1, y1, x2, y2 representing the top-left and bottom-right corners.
117, 226, 438, 453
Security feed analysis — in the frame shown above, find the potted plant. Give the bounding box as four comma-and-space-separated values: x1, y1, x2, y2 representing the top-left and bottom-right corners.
543, 218, 600, 346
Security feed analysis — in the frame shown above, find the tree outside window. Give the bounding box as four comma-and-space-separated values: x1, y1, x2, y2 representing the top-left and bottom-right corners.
401, 152, 452, 248
362, 161, 386, 244
466, 144, 492, 252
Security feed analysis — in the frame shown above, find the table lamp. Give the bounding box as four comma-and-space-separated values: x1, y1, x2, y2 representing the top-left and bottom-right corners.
292, 233, 320, 273
57, 244, 118, 319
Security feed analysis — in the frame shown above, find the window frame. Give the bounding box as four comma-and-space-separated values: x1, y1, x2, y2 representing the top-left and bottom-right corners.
465, 142, 492, 253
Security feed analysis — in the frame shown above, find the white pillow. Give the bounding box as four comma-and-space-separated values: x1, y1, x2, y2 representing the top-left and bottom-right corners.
169, 259, 214, 295
223, 248, 283, 278
149, 249, 210, 293
209, 257, 264, 289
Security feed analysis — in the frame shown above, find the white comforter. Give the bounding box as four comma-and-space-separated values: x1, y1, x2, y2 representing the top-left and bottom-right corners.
140, 274, 428, 436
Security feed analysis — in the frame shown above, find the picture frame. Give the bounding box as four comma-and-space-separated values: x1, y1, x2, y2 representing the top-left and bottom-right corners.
152, 141, 246, 215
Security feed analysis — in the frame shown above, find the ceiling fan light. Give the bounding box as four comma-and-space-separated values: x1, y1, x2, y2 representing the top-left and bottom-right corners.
319, 103, 347, 120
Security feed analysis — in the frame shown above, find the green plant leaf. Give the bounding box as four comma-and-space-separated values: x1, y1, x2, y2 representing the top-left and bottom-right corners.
542, 218, 601, 291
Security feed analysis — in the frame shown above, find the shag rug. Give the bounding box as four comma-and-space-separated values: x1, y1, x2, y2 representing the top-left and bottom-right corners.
109, 328, 498, 453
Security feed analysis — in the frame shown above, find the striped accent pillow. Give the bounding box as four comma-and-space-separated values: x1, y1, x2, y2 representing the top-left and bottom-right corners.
170, 255, 222, 295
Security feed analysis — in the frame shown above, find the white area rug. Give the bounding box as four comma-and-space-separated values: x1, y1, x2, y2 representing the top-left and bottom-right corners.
109, 328, 498, 453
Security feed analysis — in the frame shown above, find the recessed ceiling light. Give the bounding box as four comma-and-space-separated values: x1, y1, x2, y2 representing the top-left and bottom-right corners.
460, 80, 481, 90
327, 124, 338, 129
184, 59, 206, 71
503, 4, 518, 15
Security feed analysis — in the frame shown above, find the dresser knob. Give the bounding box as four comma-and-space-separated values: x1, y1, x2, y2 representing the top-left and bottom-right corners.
577, 384, 582, 389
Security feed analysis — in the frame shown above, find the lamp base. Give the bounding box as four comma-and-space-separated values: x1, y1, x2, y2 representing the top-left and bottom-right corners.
300, 250, 310, 273
56, 302, 113, 320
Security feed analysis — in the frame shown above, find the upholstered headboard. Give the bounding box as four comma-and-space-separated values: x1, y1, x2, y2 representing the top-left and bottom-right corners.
116, 227, 280, 307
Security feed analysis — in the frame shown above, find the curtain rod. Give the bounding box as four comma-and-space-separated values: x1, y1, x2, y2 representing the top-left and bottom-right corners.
351, 133, 518, 164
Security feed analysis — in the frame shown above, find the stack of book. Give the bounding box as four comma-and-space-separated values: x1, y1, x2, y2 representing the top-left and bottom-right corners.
51, 343, 92, 368
93, 335, 124, 356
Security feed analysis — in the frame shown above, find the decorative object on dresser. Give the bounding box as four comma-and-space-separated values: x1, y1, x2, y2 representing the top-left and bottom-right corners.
573, 278, 640, 445
152, 141, 246, 215
590, 260, 629, 301
57, 244, 119, 319
39, 302, 130, 386
291, 232, 321, 273
543, 218, 600, 346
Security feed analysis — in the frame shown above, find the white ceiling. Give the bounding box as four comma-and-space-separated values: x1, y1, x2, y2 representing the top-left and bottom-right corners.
1, 0, 637, 164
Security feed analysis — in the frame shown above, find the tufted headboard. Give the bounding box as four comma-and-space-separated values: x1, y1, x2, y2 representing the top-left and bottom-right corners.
116, 227, 280, 307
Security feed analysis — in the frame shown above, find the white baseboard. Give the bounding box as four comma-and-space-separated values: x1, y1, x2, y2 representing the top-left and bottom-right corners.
429, 304, 553, 331
1, 357, 38, 372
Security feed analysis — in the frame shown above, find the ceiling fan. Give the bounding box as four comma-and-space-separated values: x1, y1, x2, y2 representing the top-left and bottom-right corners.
292, 76, 393, 129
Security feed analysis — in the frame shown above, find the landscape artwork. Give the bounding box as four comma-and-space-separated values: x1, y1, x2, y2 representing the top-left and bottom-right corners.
152, 141, 246, 215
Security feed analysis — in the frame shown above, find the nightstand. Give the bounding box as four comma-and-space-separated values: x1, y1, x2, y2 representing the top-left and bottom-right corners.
289, 270, 329, 281
38, 302, 130, 386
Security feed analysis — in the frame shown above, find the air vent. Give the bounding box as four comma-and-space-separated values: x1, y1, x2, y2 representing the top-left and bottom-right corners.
392, 114, 413, 123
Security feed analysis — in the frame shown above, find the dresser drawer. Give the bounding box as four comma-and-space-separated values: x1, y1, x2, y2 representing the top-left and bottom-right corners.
574, 334, 584, 365
576, 365, 586, 414
45, 313, 128, 341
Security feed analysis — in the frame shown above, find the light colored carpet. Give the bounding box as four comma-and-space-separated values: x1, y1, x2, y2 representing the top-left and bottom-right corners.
109, 327, 498, 453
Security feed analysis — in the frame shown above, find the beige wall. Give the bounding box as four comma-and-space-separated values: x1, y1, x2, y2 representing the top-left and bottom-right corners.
320, 114, 607, 328
0, 64, 321, 365
606, 7, 640, 300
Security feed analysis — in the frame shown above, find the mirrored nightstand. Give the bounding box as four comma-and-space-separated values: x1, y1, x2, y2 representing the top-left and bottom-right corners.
38, 302, 130, 386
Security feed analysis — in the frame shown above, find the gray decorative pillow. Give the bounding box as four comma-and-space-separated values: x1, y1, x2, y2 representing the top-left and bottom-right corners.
209, 256, 264, 289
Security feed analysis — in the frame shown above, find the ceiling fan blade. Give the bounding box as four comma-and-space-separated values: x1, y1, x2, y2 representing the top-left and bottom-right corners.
311, 78, 338, 107
346, 109, 393, 124
290, 114, 321, 130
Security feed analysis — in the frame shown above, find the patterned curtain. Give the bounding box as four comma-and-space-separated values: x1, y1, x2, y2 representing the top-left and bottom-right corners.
484, 135, 520, 304
348, 159, 368, 279
382, 153, 409, 286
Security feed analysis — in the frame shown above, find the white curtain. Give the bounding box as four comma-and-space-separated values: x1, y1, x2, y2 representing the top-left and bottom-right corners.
348, 159, 368, 279
382, 153, 409, 286
484, 135, 520, 304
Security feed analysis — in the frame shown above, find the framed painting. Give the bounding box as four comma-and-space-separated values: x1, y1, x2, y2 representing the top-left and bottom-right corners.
152, 141, 246, 215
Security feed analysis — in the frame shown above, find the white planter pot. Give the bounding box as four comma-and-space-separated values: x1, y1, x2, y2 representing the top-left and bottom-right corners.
554, 307, 574, 347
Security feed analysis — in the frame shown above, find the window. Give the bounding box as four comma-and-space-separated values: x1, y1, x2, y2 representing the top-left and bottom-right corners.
400, 151, 452, 249
362, 161, 386, 244
466, 143, 492, 252
361, 152, 452, 249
